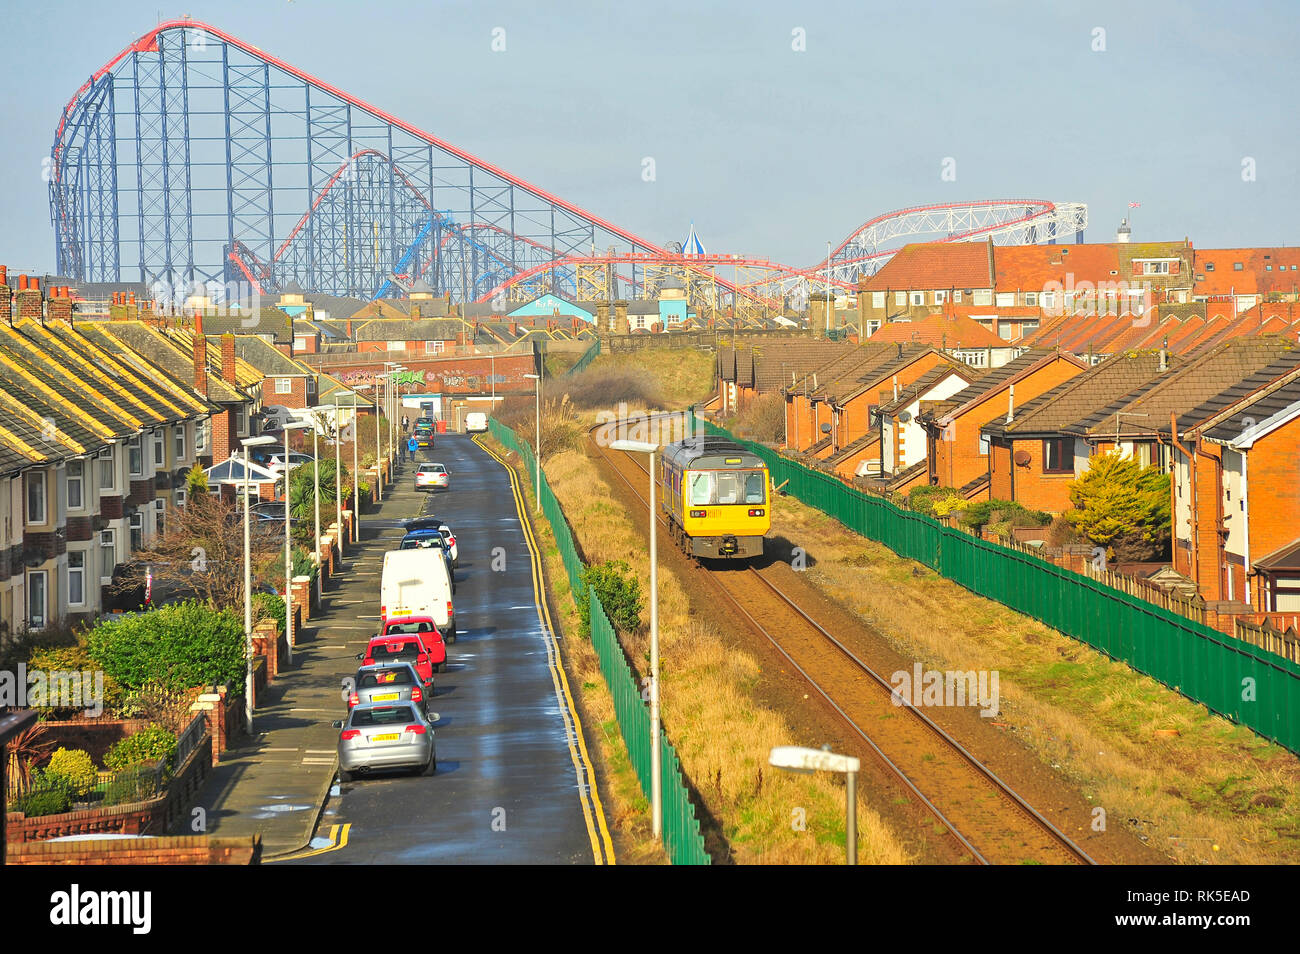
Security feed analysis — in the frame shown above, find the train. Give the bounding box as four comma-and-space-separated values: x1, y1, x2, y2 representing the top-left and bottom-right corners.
659, 438, 770, 560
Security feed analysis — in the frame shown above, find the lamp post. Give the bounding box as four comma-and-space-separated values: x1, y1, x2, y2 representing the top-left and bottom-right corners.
768, 745, 861, 864
524, 372, 541, 512
280, 420, 311, 664
609, 438, 661, 838
239, 435, 277, 733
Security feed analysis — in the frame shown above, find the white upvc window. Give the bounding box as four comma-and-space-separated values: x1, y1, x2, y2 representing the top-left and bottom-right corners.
275, 377, 293, 394
27, 570, 48, 630
195, 419, 208, 453
153, 430, 165, 467
1024, 292, 1038, 306
973, 289, 993, 306
871, 291, 885, 309
425, 340, 445, 354
953, 290, 962, 303
934, 290, 947, 304
98, 446, 115, 491
1042, 291, 1056, 309
129, 511, 144, 552
175, 488, 188, 509
67, 460, 85, 511
67, 551, 86, 607
174, 425, 186, 462
99, 529, 117, 584
910, 291, 924, 306
128, 436, 144, 477
234, 406, 248, 438
26, 470, 47, 526
387, 340, 405, 351
995, 293, 1016, 307
894, 291, 906, 307
155, 498, 165, 536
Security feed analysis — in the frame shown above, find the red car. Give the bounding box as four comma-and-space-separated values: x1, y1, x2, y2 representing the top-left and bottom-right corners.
358, 630, 442, 686
381, 616, 448, 672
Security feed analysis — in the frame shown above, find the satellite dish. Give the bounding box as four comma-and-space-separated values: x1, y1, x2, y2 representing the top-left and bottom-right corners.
898, 411, 912, 423
820, 423, 832, 434
1013, 449, 1032, 466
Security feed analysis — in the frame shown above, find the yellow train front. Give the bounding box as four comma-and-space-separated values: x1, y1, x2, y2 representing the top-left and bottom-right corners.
660, 438, 770, 560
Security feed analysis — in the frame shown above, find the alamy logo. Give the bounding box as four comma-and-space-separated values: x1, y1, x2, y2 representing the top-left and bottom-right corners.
0, 665, 104, 716
50, 884, 151, 934
890, 663, 999, 717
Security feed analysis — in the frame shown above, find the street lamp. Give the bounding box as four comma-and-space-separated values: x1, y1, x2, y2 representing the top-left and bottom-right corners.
240, 435, 277, 733
523, 372, 541, 512
609, 438, 661, 838
280, 419, 311, 664
768, 745, 861, 864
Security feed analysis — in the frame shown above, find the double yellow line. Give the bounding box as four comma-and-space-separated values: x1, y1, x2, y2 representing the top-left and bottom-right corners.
268, 823, 351, 863
475, 435, 616, 865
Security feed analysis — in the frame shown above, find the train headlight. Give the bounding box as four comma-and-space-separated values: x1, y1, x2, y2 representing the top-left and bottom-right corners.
690, 510, 706, 518
748, 508, 765, 517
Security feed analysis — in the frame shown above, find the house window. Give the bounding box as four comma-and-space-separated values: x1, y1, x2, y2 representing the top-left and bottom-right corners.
275, 378, 292, 394
1042, 291, 1055, 309
1043, 437, 1073, 474
1024, 292, 1037, 306
100, 529, 117, 583
1233, 262, 1243, 271
26, 471, 46, 525
68, 551, 85, 607
129, 511, 144, 551
1266, 265, 1273, 271
867, 320, 881, 335
978, 434, 990, 454
934, 290, 947, 305
953, 290, 962, 303
894, 291, 906, 307
306, 377, 317, 394
196, 420, 208, 453
425, 340, 446, 354
27, 571, 47, 630
387, 341, 405, 351
174, 426, 186, 462
128, 436, 143, 476
98, 446, 114, 490
973, 290, 993, 306
67, 460, 85, 510
153, 430, 165, 467
155, 500, 165, 536
995, 293, 1016, 307
871, 292, 885, 308
910, 292, 924, 306
1205, 262, 1214, 271
175, 488, 187, 509
235, 406, 247, 437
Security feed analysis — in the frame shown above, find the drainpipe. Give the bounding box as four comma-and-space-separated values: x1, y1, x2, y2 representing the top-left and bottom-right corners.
1240, 447, 1251, 606
1170, 413, 1198, 588
1006, 384, 1015, 425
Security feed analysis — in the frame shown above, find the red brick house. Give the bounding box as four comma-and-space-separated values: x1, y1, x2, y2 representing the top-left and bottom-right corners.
918, 349, 1088, 498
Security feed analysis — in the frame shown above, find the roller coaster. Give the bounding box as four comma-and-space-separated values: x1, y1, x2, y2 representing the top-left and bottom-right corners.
49, 18, 1087, 317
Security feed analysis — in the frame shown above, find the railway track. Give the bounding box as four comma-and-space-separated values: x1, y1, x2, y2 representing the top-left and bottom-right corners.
590, 422, 1096, 865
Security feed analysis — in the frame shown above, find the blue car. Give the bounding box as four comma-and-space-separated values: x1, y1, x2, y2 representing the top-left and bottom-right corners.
399, 529, 455, 590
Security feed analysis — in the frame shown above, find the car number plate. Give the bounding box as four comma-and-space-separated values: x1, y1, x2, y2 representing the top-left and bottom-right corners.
372, 733, 400, 742
372, 692, 399, 701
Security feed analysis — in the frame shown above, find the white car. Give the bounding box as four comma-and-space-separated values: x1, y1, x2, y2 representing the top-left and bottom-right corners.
415, 462, 450, 491
268, 452, 313, 473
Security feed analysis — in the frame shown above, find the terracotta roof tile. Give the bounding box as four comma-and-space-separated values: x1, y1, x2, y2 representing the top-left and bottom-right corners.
859, 242, 992, 292
867, 313, 1007, 349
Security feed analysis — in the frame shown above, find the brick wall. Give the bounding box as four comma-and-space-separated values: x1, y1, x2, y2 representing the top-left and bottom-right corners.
211, 407, 233, 463
990, 437, 1077, 513
7, 835, 259, 865
100, 494, 124, 521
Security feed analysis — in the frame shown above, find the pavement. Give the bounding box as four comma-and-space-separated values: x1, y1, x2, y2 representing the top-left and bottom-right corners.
193, 451, 424, 859
193, 434, 613, 864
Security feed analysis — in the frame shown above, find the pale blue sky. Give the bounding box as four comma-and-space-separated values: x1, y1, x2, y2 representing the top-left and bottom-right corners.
2, 0, 1297, 273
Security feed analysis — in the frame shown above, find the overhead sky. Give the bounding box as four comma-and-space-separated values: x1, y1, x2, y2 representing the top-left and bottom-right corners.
3, 0, 1298, 274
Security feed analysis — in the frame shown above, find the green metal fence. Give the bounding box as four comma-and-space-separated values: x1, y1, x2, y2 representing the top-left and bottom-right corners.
566, 338, 602, 376
488, 417, 711, 864
693, 413, 1300, 755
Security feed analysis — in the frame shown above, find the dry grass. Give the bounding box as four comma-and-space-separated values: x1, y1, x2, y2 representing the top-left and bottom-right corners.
770, 494, 1300, 865
542, 446, 913, 864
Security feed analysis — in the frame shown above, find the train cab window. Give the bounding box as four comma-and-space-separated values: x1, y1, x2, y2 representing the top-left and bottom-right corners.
689, 473, 714, 506
744, 471, 765, 504
716, 473, 740, 504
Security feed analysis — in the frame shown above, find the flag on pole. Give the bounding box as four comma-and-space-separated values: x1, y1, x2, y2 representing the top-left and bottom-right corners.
1129, 202, 1141, 208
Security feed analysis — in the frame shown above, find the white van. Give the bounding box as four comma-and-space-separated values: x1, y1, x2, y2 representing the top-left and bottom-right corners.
380, 548, 456, 640
465, 411, 488, 433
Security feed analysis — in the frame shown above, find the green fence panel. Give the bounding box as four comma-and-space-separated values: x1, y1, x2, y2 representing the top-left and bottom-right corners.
567, 338, 602, 376
691, 414, 1300, 755
488, 416, 711, 864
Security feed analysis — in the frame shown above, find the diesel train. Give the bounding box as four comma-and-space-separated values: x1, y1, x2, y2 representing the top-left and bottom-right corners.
659, 438, 770, 560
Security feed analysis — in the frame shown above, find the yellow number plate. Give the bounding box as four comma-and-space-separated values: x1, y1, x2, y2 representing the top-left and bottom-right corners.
372, 692, 400, 701
372, 733, 400, 742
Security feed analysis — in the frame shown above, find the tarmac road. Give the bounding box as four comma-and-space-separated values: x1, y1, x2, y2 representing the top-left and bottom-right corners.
294, 434, 610, 864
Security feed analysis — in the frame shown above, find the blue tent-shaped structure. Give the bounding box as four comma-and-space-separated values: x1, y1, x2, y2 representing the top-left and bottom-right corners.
683, 222, 706, 256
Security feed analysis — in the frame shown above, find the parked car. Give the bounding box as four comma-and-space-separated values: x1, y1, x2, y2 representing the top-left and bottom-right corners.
404, 517, 458, 566
347, 662, 430, 717
415, 462, 449, 490
357, 631, 439, 685
380, 615, 448, 672
268, 452, 314, 473
414, 427, 434, 449
465, 412, 488, 433
380, 548, 456, 641
335, 702, 435, 781
399, 529, 454, 588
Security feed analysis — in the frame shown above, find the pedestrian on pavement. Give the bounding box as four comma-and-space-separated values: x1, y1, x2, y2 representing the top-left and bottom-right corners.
401, 415, 409, 433
407, 435, 418, 462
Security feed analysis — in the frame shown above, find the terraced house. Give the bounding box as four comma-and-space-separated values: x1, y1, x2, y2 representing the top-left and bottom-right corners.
0, 315, 218, 633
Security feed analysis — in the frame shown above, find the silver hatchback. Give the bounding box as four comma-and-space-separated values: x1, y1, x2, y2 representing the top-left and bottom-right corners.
336, 702, 436, 781
347, 662, 430, 718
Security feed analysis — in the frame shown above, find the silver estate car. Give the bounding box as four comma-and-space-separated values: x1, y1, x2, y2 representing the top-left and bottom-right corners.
336, 702, 436, 781
348, 662, 430, 718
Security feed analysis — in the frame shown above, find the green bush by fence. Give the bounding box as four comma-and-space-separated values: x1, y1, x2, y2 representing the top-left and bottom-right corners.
692, 413, 1300, 755
489, 417, 711, 864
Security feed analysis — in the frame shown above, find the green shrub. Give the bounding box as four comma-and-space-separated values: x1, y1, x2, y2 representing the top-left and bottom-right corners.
906, 485, 960, 515
104, 725, 178, 772
85, 600, 245, 692
18, 771, 72, 816
252, 592, 286, 633
27, 644, 124, 715
577, 561, 644, 637
960, 498, 1052, 533
101, 765, 162, 807
45, 748, 98, 799
269, 546, 318, 587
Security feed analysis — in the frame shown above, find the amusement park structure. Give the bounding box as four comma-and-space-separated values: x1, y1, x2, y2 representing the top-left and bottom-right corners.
49, 18, 1087, 319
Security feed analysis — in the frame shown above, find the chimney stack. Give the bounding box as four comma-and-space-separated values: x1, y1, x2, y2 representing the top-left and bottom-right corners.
614, 300, 629, 335
194, 315, 208, 396
15, 275, 43, 320
221, 332, 237, 384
